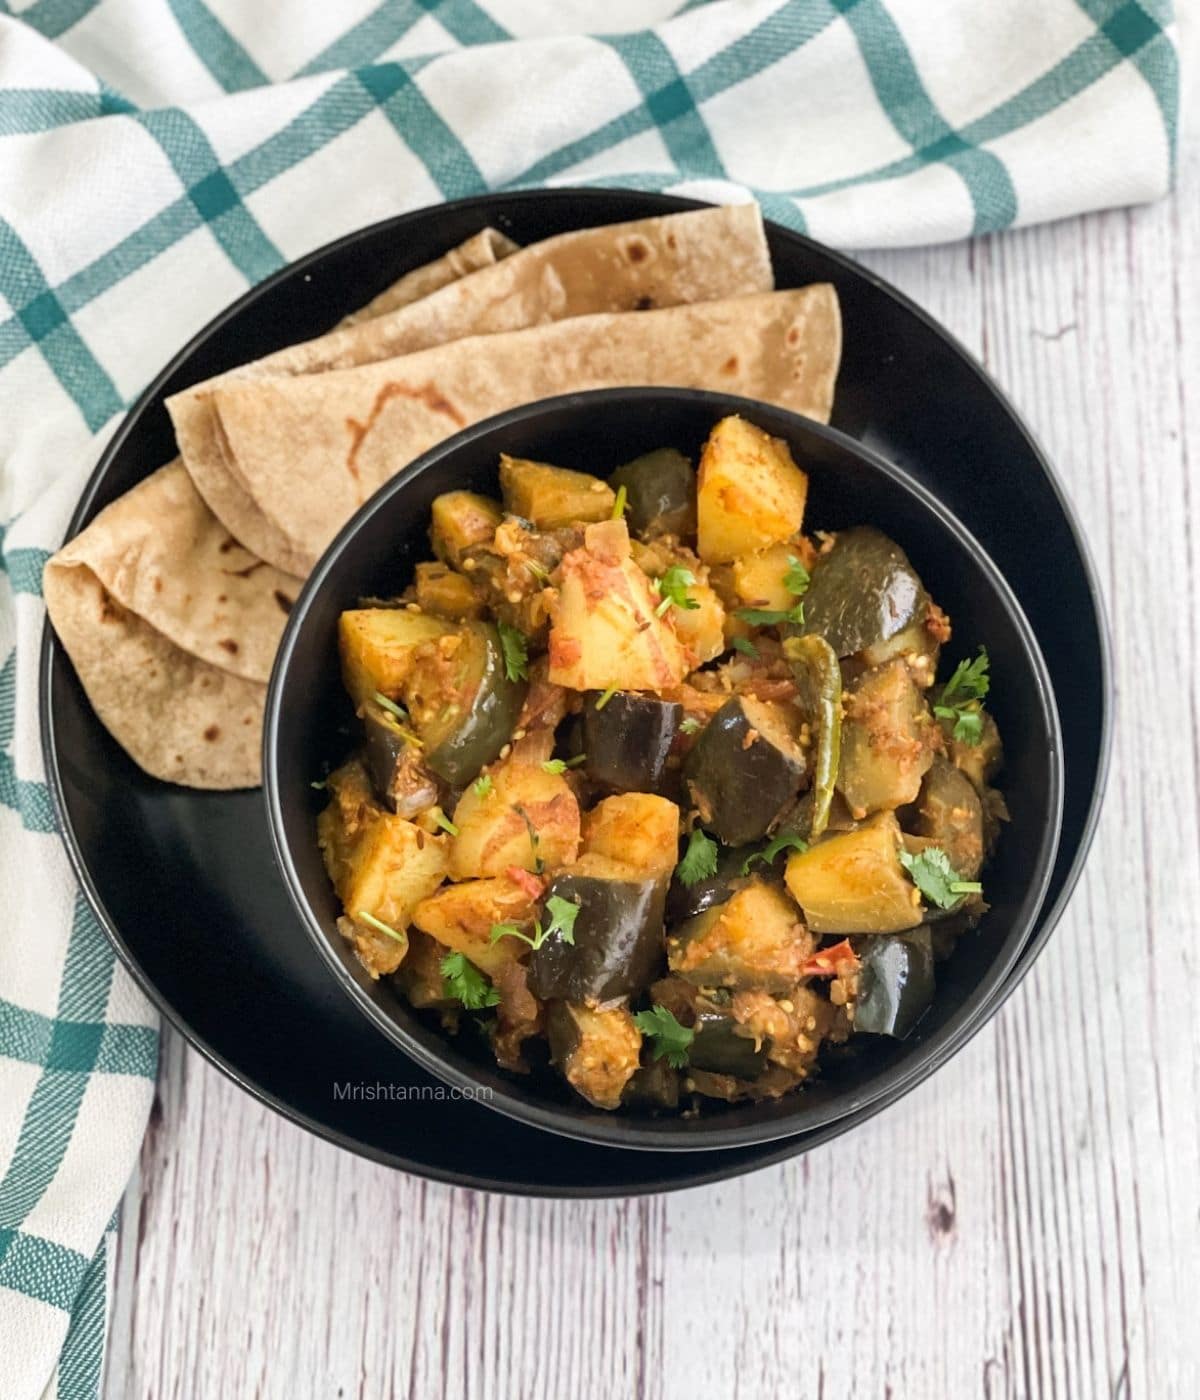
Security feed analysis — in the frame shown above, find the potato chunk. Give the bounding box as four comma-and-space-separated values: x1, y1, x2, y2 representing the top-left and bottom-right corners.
732, 541, 803, 612
697, 416, 809, 563
582, 793, 680, 878
412, 876, 537, 977
548, 520, 688, 692
317, 759, 449, 977
339, 608, 448, 705
449, 759, 581, 879
499, 455, 615, 528
784, 812, 923, 935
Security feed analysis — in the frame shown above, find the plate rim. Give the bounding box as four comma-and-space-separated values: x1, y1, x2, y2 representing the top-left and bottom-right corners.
38, 187, 1113, 1193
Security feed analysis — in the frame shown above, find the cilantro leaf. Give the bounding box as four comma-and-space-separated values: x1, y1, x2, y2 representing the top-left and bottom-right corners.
676, 828, 719, 887
541, 755, 587, 774
934, 648, 990, 747
497, 621, 529, 682
633, 1005, 694, 1069
542, 894, 580, 946
489, 893, 580, 951
741, 831, 809, 875
731, 636, 759, 658
784, 554, 811, 596
511, 802, 543, 874
679, 717, 702, 735
473, 774, 493, 798
654, 564, 700, 617
940, 648, 990, 705
734, 599, 806, 628
439, 951, 500, 1009
898, 846, 982, 910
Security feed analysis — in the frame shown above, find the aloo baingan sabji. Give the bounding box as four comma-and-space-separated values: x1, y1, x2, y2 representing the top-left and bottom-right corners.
317, 416, 1005, 1112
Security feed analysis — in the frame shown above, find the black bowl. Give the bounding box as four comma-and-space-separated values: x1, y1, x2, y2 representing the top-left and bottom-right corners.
265, 387, 1063, 1152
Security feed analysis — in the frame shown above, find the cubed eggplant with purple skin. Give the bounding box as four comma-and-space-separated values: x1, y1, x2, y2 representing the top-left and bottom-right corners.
683, 695, 806, 845
529, 871, 667, 1006
583, 690, 681, 794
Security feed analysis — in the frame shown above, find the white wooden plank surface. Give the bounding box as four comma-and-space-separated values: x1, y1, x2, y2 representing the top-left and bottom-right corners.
103, 145, 1200, 1400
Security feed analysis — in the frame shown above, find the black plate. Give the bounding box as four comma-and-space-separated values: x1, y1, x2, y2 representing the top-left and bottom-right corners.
267, 389, 1062, 1151
40, 190, 1111, 1194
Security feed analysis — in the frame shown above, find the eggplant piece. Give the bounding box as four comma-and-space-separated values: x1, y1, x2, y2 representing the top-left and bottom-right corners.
499, 455, 615, 528
546, 1002, 642, 1110
853, 927, 935, 1038
583, 691, 681, 794
797, 527, 928, 658
669, 881, 811, 993
403, 621, 526, 786
784, 812, 924, 935
940, 710, 1004, 793
688, 1009, 770, 1079
837, 659, 936, 816
622, 1057, 681, 1110
430, 490, 503, 569
684, 695, 806, 846
909, 758, 985, 881
362, 703, 439, 817
784, 634, 842, 839
608, 448, 696, 538
528, 870, 667, 1005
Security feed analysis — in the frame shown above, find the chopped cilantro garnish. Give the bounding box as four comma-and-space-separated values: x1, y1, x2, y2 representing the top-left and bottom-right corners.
676, 828, 719, 887
439, 952, 500, 1009
497, 621, 529, 682
633, 1005, 694, 1069
898, 846, 982, 910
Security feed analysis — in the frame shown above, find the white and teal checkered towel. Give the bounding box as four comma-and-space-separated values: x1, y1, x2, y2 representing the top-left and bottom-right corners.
0, 1, 1180, 1394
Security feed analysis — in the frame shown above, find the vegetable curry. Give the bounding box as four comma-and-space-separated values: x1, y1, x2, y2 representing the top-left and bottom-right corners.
318, 416, 1006, 1113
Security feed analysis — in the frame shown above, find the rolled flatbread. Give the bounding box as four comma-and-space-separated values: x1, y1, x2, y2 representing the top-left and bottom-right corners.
170, 205, 774, 574
208, 284, 842, 574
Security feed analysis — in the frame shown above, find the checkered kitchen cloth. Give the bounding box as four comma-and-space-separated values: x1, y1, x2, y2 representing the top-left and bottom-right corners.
0, 1, 1181, 1395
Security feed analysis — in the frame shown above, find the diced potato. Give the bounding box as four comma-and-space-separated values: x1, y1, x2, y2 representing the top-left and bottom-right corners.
582, 793, 680, 878
666, 578, 726, 664
732, 542, 802, 612
546, 1002, 642, 1110
411, 876, 537, 977
449, 759, 581, 879
630, 539, 726, 664
317, 759, 449, 976
837, 659, 937, 816
413, 561, 485, 620
430, 491, 503, 568
668, 881, 813, 993
548, 520, 688, 692
339, 607, 448, 705
697, 416, 809, 563
784, 812, 923, 935
499, 455, 615, 528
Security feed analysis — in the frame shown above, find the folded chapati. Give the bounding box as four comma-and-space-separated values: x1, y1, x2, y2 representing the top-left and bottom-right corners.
208, 284, 842, 574
169, 205, 774, 574
339, 227, 518, 326
42, 463, 300, 788
43, 561, 267, 790
43, 235, 505, 790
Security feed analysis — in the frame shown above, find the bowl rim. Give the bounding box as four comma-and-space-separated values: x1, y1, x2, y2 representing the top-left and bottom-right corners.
263, 385, 1064, 1152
